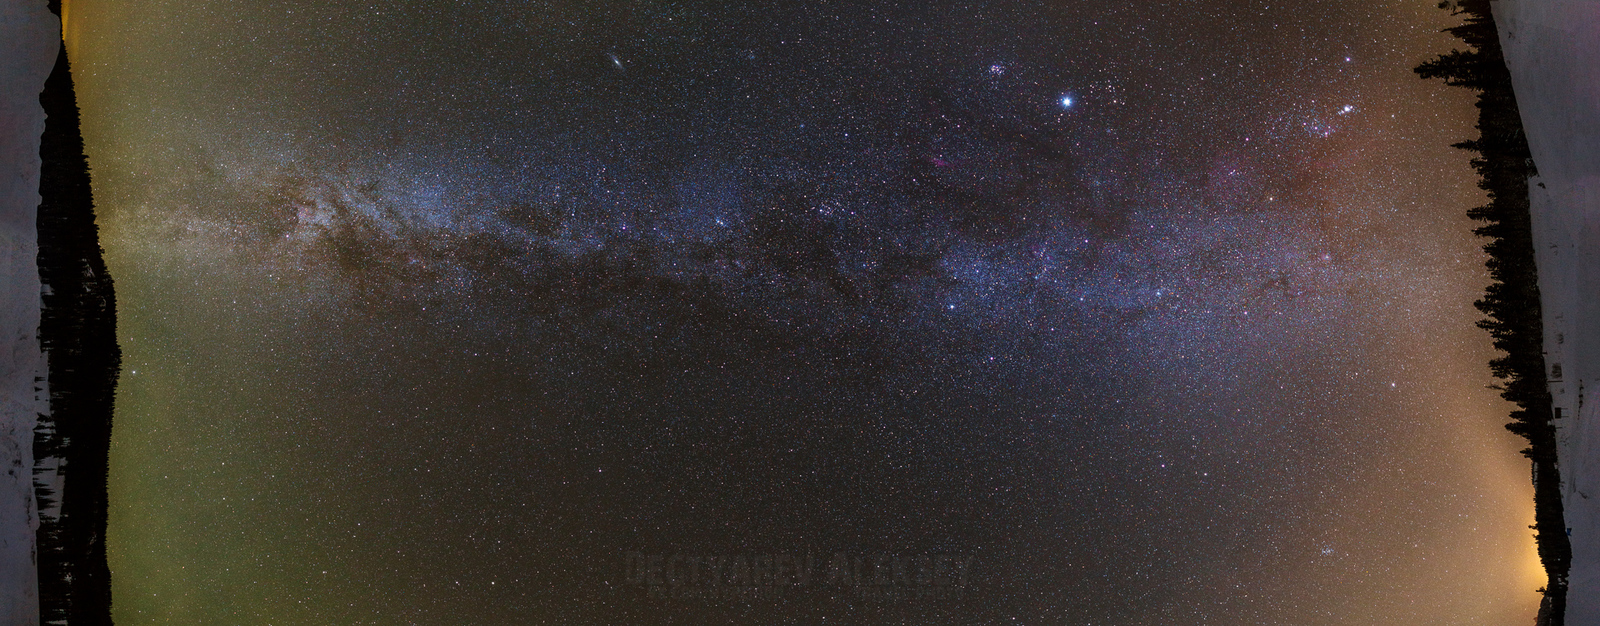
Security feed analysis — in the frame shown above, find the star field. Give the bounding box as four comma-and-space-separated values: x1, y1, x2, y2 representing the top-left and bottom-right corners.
63, 0, 1544, 623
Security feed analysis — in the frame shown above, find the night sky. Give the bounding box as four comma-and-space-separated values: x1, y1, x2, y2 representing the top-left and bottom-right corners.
65, 0, 1541, 623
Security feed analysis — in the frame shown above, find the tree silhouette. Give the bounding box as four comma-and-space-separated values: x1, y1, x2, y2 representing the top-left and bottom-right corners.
34, 4, 121, 622
1416, 1, 1569, 624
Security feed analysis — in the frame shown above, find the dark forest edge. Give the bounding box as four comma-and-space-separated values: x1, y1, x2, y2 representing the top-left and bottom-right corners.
34, 0, 120, 623
1415, 1, 1569, 624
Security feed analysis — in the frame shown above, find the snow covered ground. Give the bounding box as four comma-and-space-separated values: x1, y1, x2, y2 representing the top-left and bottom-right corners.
0, 1, 57, 623
1493, 0, 1600, 621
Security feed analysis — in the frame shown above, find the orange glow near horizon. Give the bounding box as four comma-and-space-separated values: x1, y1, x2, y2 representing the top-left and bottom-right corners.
60, 0, 77, 57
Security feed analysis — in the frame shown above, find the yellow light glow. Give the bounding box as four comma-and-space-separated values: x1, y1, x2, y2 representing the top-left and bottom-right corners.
1519, 507, 1550, 592
60, 0, 74, 55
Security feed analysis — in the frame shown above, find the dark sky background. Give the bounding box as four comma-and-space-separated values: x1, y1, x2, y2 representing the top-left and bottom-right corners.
66, 0, 1541, 623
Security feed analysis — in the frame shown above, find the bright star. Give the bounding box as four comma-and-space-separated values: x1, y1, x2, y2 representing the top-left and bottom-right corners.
1060, 95, 1074, 108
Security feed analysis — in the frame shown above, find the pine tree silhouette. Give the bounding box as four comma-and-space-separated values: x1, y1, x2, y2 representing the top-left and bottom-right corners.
1416, 1, 1569, 624
34, 3, 121, 622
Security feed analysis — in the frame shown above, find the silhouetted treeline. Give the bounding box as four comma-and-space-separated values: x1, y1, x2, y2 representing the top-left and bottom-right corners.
34, 1, 120, 622
1416, 2, 1568, 624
